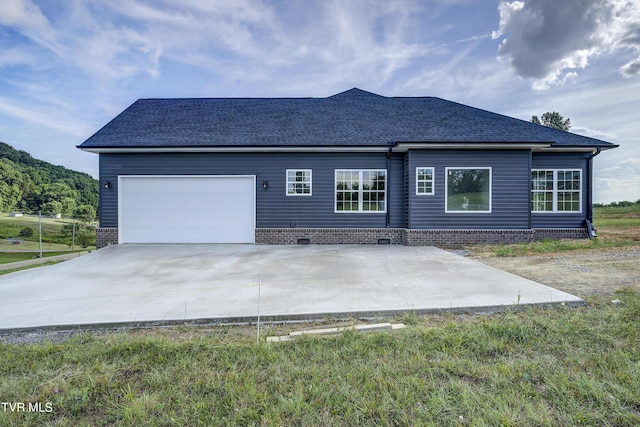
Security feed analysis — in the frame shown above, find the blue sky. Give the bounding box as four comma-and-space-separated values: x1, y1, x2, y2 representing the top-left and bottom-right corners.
1, 0, 639, 203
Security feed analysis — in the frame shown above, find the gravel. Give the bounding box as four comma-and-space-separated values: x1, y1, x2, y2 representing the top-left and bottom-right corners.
476, 248, 640, 297
0, 328, 117, 345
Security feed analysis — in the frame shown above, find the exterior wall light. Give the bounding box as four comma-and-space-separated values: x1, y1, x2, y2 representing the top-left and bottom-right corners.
104, 181, 112, 189
262, 181, 269, 190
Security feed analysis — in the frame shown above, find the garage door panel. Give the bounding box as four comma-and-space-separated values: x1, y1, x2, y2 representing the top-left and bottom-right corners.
119, 176, 255, 244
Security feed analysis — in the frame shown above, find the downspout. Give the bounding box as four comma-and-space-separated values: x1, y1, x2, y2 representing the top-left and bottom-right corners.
587, 148, 601, 223
386, 147, 392, 228
585, 148, 601, 239
527, 149, 532, 230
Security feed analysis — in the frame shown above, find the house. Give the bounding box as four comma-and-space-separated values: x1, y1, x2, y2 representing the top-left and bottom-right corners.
77, 88, 617, 248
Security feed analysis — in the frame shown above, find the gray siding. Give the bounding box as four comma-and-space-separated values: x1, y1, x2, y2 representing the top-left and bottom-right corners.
406, 150, 531, 229
99, 152, 404, 229
531, 152, 589, 228
98, 150, 591, 232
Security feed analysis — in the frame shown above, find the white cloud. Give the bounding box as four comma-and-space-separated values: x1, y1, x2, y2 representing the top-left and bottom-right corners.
0, 96, 92, 136
0, 0, 57, 50
493, 0, 640, 88
620, 58, 640, 78
0, 47, 39, 69
492, 1, 523, 40
0, 0, 436, 90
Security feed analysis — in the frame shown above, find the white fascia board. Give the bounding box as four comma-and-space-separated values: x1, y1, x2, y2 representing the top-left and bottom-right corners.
392, 142, 553, 152
78, 146, 391, 154
534, 147, 610, 153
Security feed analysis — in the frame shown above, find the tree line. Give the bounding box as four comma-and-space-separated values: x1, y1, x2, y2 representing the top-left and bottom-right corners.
0, 142, 98, 221
593, 200, 640, 208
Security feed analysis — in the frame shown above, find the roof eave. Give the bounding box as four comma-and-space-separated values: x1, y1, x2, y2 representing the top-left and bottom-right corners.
76, 145, 393, 154
535, 144, 619, 153
77, 141, 619, 154
391, 142, 553, 152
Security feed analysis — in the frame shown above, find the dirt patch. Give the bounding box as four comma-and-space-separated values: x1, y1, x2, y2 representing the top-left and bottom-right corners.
475, 248, 640, 297
599, 228, 640, 241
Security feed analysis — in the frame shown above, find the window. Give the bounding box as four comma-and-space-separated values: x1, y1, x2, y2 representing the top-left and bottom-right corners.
531, 170, 553, 211
531, 169, 581, 212
445, 167, 492, 213
416, 167, 434, 195
286, 169, 312, 196
335, 169, 386, 213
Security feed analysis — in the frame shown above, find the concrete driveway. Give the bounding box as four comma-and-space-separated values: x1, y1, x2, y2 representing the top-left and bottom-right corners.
0, 244, 583, 331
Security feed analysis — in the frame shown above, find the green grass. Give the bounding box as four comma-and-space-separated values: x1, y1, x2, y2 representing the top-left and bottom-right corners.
593, 204, 640, 215
0, 214, 71, 235
0, 214, 95, 250
593, 205, 640, 228
490, 236, 636, 257
0, 251, 72, 264
0, 261, 64, 276
0, 240, 87, 253
1, 289, 638, 426
470, 204, 640, 257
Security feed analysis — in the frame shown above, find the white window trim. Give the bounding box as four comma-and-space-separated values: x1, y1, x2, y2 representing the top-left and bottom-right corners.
334, 169, 387, 213
286, 169, 312, 196
416, 167, 435, 196
445, 167, 492, 214
531, 169, 582, 213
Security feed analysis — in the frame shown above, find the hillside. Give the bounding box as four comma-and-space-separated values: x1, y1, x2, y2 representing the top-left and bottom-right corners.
0, 142, 98, 216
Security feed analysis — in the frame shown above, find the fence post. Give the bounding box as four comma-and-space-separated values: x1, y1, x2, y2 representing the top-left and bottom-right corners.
38, 211, 43, 258
72, 221, 76, 252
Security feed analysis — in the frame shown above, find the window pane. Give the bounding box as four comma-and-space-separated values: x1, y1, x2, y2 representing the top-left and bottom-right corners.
531, 170, 553, 191
287, 170, 311, 195
532, 191, 553, 211
417, 167, 434, 195
335, 169, 385, 213
531, 170, 580, 212
447, 168, 491, 212
558, 191, 580, 212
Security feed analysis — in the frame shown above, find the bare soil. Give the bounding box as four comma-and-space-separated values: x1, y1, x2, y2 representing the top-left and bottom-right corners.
475, 248, 640, 297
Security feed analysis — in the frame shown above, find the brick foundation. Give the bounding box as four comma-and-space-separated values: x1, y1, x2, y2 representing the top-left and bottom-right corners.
403, 229, 536, 247
533, 228, 589, 240
255, 228, 404, 245
256, 227, 589, 247
98, 227, 589, 248
96, 228, 118, 249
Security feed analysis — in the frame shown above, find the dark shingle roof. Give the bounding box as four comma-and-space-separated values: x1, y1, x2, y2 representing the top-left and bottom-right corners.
78, 88, 617, 150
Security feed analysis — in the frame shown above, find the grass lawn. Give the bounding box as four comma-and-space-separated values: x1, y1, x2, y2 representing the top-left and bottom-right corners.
1, 204, 638, 425
1, 289, 638, 426
0, 214, 96, 253
0, 261, 64, 276
0, 214, 73, 235
467, 204, 640, 257
0, 251, 72, 264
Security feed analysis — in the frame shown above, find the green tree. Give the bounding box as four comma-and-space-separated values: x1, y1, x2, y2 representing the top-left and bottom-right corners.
19, 227, 34, 238
73, 205, 96, 223
40, 182, 79, 204
41, 200, 63, 216
0, 158, 23, 186
531, 112, 572, 131
61, 197, 77, 218
0, 159, 24, 211
76, 230, 95, 248
0, 183, 22, 212
1, 142, 99, 212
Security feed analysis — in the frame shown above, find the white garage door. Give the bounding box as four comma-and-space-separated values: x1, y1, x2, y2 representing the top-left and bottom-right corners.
118, 175, 255, 244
